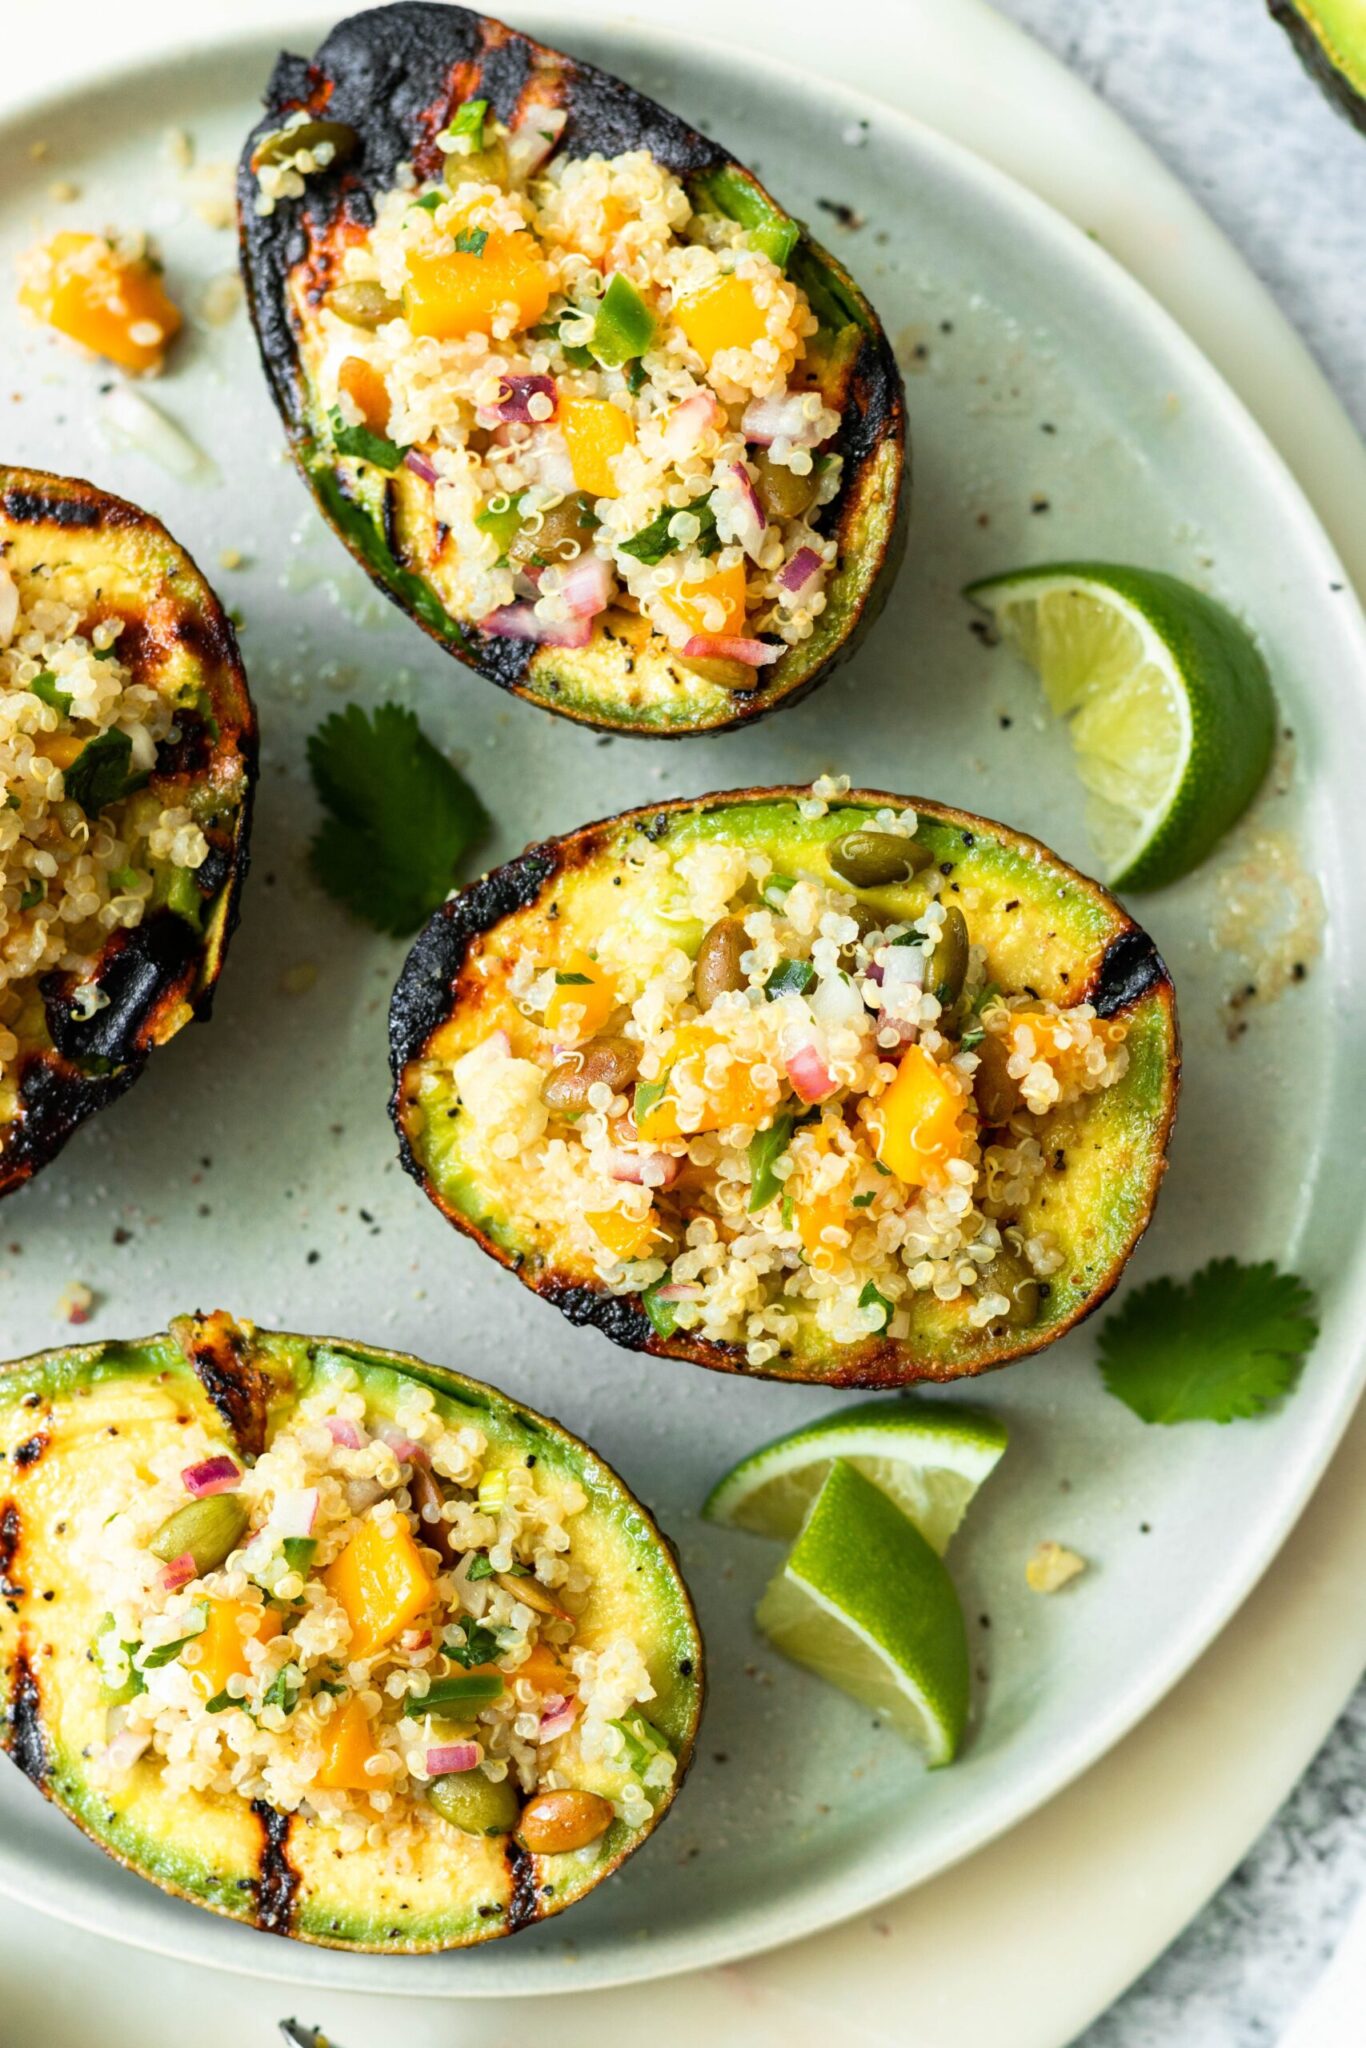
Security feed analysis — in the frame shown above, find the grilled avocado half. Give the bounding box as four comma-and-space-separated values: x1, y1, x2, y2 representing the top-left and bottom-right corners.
237, 2, 906, 736
0, 1315, 702, 1950
390, 789, 1180, 1388
0, 468, 255, 1199
1269, 0, 1366, 130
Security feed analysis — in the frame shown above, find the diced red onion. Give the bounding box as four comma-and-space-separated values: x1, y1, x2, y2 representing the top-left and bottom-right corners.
490, 373, 557, 426
654, 1281, 703, 1303
507, 104, 567, 179
404, 447, 439, 484
102, 1727, 151, 1775
325, 1416, 365, 1450
786, 1043, 836, 1103
727, 462, 767, 561
606, 1148, 680, 1189
682, 634, 782, 667
741, 391, 827, 449
401, 1628, 433, 1652
538, 1694, 579, 1742
426, 1741, 482, 1775
481, 601, 593, 648
663, 390, 724, 459
779, 546, 823, 597
181, 1454, 240, 1499
374, 1421, 429, 1466
558, 551, 614, 619
160, 1551, 197, 1591
271, 1487, 319, 1538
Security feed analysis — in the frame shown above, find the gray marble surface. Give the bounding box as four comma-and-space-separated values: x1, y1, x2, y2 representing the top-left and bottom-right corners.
989, 15, 1366, 2044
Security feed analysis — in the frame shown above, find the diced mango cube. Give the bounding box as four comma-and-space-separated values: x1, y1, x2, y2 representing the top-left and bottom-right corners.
317, 1695, 379, 1791
661, 558, 749, 640
585, 1207, 660, 1261
19, 231, 182, 374
188, 1600, 282, 1703
636, 1022, 778, 1141
674, 274, 768, 367
403, 228, 550, 341
324, 1515, 436, 1660
874, 1044, 972, 1188
544, 949, 618, 1040
560, 397, 635, 498
337, 354, 391, 433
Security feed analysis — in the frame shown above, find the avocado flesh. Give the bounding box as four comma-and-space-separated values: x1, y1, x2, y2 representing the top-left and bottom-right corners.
238, 1, 907, 736
0, 468, 256, 1199
391, 790, 1180, 1388
0, 1321, 703, 1951
1270, 0, 1366, 129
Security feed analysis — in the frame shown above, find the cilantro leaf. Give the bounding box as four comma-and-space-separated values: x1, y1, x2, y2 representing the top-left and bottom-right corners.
307, 703, 490, 936
634, 1074, 669, 1123
448, 1620, 503, 1668
453, 227, 488, 257
64, 730, 145, 817
858, 1280, 893, 1331
642, 1278, 680, 1339
30, 670, 73, 715
765, 957, 814, 1001
1097, 1259, 1318, 1425
328, 404, 409, 473
618, 492, 719, 566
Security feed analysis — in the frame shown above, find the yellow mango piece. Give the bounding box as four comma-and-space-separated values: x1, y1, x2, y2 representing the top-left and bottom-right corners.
19, 232, 182, 374
189, 1600, 282, 1703
560, 396, 636, 498
585, 1207, 659, 1261
661, 558, 749, 641
40, 734, 87, 771
317, 1695, 379, 1791
337, 354, 391, 433
874, 1044, 972, 1187
674, 274, 768, 367
544, 949, 618, 1040
403, 228, 550, 340
636, 1022, 777, 1142
324, 1514, 436, 1661
518, 1642, 576, 1693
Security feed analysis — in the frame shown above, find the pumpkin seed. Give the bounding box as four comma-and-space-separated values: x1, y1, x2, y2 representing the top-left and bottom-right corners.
828, 831, 932, 889
254, 119, 358, 171
543, 1037, 640, 1115
149, 1493, 248, 1575
694, 917, 748, 1007
972, 1032, 1019, 1124
925, 905, 969, 1012
429, 1771, 520, 1835
517, 1787, 615, 1854
325, 281, 401, 330
752, 451, 819, 522
444, 139, 508, 190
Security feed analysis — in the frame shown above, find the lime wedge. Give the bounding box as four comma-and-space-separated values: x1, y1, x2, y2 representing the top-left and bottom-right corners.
965, 562, 1276, 890
755, 1459, 969, 1763
703, 1397, 1007, 1553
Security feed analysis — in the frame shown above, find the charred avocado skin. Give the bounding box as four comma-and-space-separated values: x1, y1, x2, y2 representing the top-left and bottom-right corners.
1269, 0, 1366, 130
0, 469, 256, 1201
390, 789, 1180, 1389
0, 1315, 703, 1951
237, 2, 907, 736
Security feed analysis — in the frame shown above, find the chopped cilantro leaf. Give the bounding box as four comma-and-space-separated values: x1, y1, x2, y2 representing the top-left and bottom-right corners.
611, 1710, 671, 1775
465, 1552, 494, 1581
448, 1621, 502, 1668
554, 970, 593, 985
30, 670, 73, 715
262, 1667, 299, 1715
859, 1280, 893, 1331
64, 730, 146, 817
852, 1191, 875, 1208
642, 1279, 680, 1339
619, 492, 720, 566
19, 881, 44, 912
441, 98, 490, 150
411, 190, 443, 214
453, 226, 488, 257
281, 1537, 316, 1573
328, 404, 409, 473
307, 703, 490, 936
634, 1075, 669, 1122
765, 957, 814, 1001
204, 1689, 238, 1714
1097, 1259, 1318, 1424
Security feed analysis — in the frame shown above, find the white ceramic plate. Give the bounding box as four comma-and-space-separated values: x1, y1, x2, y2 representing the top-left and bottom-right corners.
1, 10, 1364, 1999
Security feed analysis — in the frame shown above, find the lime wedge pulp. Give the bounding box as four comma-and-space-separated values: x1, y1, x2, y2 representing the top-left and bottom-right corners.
755, 1459, 970, 1764
965, 562, 1276, 890
703, 1396, 1007, 1553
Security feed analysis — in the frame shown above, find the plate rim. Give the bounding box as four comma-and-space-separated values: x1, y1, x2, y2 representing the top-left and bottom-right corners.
0, 3, 1364, 1998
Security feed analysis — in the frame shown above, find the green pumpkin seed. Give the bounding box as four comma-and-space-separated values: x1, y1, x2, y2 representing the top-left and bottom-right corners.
325, 281, 401, 330
149, 1494, 249, 1575
428, 1770, 521, 1835
925, 905, 969, 1012
694, 917, 748, 1008
828, 831, 933, 889
972, 1032, 1019, 1124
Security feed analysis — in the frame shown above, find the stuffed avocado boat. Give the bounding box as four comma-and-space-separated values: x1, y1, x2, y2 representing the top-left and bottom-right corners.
0, 1313, 701, 1949
237, 3, 905, 735
391, 784, 1179, 1387
0, 468, 254, 1199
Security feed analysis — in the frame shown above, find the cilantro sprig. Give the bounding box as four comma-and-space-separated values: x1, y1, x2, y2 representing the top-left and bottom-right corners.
328, 404, 409, 473
1097, 1259, 1318, 1425
307, 703, 490, 936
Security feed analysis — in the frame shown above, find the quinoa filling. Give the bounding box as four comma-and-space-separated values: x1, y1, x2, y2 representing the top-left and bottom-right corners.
412, 782, 1131, 1367
86, 1341, 675, 1858
0, 556, 220, 1124
273, 100, 845, 694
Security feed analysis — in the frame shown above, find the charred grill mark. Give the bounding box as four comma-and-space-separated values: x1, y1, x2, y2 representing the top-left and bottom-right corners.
3, 488, 122, 530
12, 1435, 47, 1470
250, 1799, 299, 1935
1090, 928, 1171, 1018
8, 1652, 47, 1785
41, 912, 199, 1068
178, 1312, 269, 1458
505, 1837, 540, 1931
0, 1503, 24, 1601
388, 846, 558, 1083
154, 709, 217, 782
537, 1282, 655, 1354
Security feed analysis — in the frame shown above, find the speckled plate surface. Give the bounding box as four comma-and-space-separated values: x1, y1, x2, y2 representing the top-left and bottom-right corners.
0, 10, 1364, 1999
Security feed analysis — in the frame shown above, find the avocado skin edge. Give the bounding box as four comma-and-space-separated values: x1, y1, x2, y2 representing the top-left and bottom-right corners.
1269, 0, 1366, 130
388, 786, 1181, 1389
236, 1, 908, 736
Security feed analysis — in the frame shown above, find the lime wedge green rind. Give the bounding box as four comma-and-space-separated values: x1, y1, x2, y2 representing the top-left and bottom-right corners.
702, 1397, 1008, 1552
964, 561, 1276, 892
755, 1459, 970, 1765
